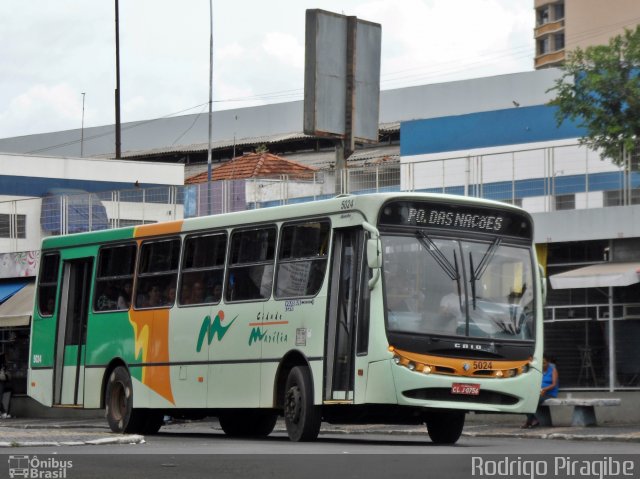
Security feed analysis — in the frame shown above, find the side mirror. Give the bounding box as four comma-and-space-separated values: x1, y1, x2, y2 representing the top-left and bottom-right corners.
539, 264, 547, 306
367, 237, 382, 269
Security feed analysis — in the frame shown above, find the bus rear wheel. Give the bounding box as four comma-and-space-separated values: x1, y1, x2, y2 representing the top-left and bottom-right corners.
283, 366, 321, 442
219, 410, 278, 437
425, 410, 465, 444
105, 365, 145, 434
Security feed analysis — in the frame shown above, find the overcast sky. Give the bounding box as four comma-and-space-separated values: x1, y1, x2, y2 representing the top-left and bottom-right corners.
0, 0, 534, 139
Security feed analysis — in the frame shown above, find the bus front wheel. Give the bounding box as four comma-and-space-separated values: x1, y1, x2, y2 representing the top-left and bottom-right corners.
105, 365, 144, 434
283, 366, 321, 442
425, 410, 465, 444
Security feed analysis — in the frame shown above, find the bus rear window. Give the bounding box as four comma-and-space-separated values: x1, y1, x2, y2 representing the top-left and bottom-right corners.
37, 253, 60, 317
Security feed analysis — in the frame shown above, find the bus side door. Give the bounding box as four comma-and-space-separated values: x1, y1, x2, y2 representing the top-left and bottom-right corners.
325, 227, 365, 402
53, 258, 93, 406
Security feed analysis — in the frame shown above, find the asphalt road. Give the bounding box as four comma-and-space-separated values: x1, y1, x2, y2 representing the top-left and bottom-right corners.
2, 430, 639, 479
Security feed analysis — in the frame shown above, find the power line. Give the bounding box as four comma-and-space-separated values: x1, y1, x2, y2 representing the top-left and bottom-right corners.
23, 15, 640, 154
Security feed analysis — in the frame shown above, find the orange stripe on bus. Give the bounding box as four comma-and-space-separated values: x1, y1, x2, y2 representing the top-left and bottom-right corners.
128, 308, 175, 405
134, 220, 183, 238
248, 321, 289, 326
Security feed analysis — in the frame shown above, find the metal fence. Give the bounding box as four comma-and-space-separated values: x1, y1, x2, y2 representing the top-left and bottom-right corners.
0, 141, 637, 246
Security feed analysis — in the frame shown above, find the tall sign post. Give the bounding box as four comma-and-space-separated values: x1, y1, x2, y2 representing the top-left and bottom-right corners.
303, 9, 381, 194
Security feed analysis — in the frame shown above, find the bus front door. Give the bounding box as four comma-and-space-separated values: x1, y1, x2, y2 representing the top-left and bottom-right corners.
53, 258, 93, 406
325, 228, 365, 402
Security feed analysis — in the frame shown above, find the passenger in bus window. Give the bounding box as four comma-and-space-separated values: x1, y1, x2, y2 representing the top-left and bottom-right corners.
97, 283, 118, 311
117, 282, 132, 310
184, 281, 205, 304
147, 285, 163, 307
207, 283, 222, 303
164, 284, 177, 306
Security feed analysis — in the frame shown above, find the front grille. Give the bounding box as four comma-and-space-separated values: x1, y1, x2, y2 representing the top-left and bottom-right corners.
403, 387, 519, 405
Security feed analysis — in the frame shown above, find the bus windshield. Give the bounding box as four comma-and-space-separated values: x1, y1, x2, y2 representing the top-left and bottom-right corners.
382, 234, 535, 341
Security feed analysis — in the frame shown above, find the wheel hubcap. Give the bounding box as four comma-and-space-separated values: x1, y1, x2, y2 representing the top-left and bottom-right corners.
111, 382, 126, 421
285, 386, 302, 424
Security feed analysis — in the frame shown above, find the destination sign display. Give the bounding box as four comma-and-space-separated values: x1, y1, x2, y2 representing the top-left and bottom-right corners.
378, 200, 532, 238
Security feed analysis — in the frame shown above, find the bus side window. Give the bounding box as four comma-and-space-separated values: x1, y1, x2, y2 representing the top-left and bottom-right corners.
179, 232, 227, 306
37, 253, 60, 317
94, 244, 137, 312
226, 227, 276, 302
275, 220, 330, 299
135, 238, 180, 309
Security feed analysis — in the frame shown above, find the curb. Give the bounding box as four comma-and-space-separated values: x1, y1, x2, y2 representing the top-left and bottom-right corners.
462, 430, 640, 443
0, 435, 144, 448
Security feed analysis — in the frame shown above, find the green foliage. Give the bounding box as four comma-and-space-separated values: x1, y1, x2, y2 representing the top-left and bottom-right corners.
548, 26, 640, 166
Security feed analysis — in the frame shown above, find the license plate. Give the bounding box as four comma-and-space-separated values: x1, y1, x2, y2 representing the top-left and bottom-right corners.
451, 383, 480, 395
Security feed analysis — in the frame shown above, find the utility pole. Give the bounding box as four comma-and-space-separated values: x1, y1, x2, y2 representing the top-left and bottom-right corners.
81, 92, 86, 157
207, 0, 214, 215
115, 0, 122, 159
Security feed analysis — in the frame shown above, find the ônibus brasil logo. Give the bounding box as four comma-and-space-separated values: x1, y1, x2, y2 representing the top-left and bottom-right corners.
8, 455, 72, 479
196, 310, 236, 352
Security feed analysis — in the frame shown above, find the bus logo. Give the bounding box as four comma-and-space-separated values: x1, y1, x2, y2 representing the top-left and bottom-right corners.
196, 311, 236, 353
8, 456, 29, 478
8, 456, 73, 478
248, 327, 288, 346
454, 343, 483, 351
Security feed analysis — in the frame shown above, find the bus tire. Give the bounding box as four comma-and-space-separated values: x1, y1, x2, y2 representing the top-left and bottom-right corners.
425, 410, 465, 444
219, 410, 277, 437
105, 366, 144, 434
283, 366, 321, 442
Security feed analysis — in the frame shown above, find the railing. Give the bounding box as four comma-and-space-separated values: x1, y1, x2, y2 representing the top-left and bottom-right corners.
543, 303, 640, 390
0, 141, 637, 250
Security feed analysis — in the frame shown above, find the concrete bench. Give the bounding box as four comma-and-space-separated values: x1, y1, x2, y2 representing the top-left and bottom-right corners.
537, 398, 621, 427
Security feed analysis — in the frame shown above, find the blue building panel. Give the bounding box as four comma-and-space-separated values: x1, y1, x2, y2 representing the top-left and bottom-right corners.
401, 105, 586, 157
0, 175, 166, 198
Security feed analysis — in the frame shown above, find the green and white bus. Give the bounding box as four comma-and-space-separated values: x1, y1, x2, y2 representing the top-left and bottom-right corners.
28, 193, 544, 443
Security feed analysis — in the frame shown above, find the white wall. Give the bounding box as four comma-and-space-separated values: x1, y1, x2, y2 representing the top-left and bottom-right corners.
0, 153, 184, 186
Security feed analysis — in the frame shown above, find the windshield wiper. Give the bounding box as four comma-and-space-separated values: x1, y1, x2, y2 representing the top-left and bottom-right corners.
415, 230, 460, 281
468, 237, 502, 310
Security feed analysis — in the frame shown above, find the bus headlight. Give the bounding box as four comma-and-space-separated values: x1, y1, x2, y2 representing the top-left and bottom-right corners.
421, 365, 432, 374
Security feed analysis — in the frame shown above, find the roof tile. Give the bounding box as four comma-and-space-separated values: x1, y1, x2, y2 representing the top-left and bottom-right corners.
185, 152, 318, 184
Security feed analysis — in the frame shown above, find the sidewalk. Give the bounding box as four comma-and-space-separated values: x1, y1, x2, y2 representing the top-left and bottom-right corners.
1, 417, 639, 447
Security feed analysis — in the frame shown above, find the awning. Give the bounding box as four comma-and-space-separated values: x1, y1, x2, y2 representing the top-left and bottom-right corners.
0, 280, 28, 303
550, 262, 640, 289
0, 282, 35, 327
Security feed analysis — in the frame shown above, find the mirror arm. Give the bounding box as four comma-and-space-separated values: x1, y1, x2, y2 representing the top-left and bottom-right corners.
363, 221, 381, 289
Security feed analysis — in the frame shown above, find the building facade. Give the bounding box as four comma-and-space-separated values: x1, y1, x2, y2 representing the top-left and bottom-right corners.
535, 0, 640, 69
